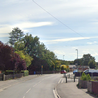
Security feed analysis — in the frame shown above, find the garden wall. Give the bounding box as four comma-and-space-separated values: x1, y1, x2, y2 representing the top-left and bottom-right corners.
79, 79, 87, 88
0, 74, 3, 81
87, 81, 92, 93
1, 73, 24, 81
92, 81, 98, 95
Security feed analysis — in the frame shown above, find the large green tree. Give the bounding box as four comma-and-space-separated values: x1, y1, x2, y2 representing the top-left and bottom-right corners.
88, 60, 96, 68
82, 54, 95, 66
9, 27, 24, 46
23, 34, 40, 57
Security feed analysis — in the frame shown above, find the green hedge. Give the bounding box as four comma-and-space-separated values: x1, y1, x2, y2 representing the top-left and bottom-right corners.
5, 70, 29, 76
21, 70, 29, 76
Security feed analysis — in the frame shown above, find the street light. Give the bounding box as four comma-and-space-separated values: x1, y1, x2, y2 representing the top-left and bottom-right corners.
63, 55, 65, 64
63, 55, 65, 60
76, 49, 78, 69
76, 49, 78, 60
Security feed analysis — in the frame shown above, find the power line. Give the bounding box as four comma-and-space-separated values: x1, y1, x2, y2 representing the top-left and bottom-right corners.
32, 0, 98, 45
32, 0, 84, 37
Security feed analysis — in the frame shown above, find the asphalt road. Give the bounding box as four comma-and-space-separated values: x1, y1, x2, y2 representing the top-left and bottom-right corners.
0, 74, 64, 98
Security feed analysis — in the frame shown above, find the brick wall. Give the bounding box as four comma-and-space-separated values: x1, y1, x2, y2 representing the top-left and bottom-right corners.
92, 81, 98, 95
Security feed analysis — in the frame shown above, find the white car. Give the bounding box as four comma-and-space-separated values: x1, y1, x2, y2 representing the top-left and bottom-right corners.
83, 69, 98, 74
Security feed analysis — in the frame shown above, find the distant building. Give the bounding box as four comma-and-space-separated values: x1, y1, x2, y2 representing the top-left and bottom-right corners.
69, 65, 76, 71
69, 65, 89, 72
77, 65, 89, 71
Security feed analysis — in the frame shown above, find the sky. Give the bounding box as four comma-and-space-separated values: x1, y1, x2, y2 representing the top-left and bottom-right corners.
1, 0, 98, 61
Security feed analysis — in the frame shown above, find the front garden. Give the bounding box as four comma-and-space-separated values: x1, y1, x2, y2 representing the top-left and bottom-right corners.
78, 72, 98, 96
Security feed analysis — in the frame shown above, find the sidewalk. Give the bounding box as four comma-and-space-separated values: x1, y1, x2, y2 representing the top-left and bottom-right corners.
56, 79, 97, 98
0, 75, 39, 92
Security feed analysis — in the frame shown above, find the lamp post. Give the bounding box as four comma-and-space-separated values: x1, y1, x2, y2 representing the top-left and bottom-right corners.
63, 55, 65, 60
76, 49, 78, 60
63, 55, 65, 64
76, 49, 78, 69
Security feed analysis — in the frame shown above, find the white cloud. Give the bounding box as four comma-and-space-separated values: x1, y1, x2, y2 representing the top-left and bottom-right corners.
0, 26, 12, 34
51, 37, 91, 42
12, 22, 53, 29
0, 33, 9, 37
45, 37, 91, 44
87, 41, 98, 45
0, 21, 53, 37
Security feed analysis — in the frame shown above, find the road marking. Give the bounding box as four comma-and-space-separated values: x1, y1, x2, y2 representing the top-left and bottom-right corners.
53, 89, 58, 98
33, 80, 42, 87
26, 88, 31, 93
53, 88, 61, 98
58, 78, 62, 84
23, 96, 25, 98
0, 89, 3, 92
0, 85, 12, 92
61, 79, 63, 83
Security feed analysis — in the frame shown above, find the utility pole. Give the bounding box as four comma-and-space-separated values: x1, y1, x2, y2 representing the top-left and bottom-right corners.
76, 49, 78, 69
63, 55, 65, 64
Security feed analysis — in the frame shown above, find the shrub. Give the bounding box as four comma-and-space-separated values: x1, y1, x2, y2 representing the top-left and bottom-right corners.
21, 70, 29, 76
81, 72, 91, 81
81, 72, 87, 80
86, 74, 91, 81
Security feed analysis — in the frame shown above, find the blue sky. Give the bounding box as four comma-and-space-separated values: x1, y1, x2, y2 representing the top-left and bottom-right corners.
1, 0, 98, 61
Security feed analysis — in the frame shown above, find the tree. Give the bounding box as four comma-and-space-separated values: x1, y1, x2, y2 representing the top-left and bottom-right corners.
0, 41, 27, 71
88, 60, 96, 68
82, 54, 95, 66
55, 60, 61, 71
0, 41, 13, 71
74, 58, 82, 66
61, 65, 67, 70
9, 27, 24, 46
23, 34, 40, 57
15, 51, 33, 67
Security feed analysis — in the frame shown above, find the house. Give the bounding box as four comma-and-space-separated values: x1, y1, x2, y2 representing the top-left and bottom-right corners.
77, 66, 89, 71
69, 65, 76, 71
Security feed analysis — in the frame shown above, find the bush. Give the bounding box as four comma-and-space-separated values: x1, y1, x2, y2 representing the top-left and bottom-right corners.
81, 72, 91, 81
21, 70, 29, 76
86, 74, 91, 81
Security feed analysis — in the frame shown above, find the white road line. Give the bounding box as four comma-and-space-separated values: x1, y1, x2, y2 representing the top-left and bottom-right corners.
26, 88, 31, 94
53, 89, 58, 98
53, 89, 61, 98
58, 78, 62, 84
0, 89, 3, 92
23, 96, 25, 98
33, 80, 42, 87
61, 79, 63, 83
0, 85, 12, 92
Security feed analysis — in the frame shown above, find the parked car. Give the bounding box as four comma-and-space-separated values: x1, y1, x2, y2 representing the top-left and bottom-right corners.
83, 69, 98, 74
61, 70, 66, 74
73, 69, 78, 74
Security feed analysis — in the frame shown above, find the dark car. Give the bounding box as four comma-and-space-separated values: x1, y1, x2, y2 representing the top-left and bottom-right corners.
83, 69, 98, 74
61, 70, 66, 74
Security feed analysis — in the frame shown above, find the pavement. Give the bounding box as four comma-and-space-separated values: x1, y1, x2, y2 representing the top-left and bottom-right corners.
56, 73, 98, 98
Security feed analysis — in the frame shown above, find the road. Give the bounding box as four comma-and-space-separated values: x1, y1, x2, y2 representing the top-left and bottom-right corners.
0, 74, 64, 98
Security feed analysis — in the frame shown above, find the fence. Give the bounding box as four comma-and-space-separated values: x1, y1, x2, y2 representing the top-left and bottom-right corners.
0, 73, 24, 81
